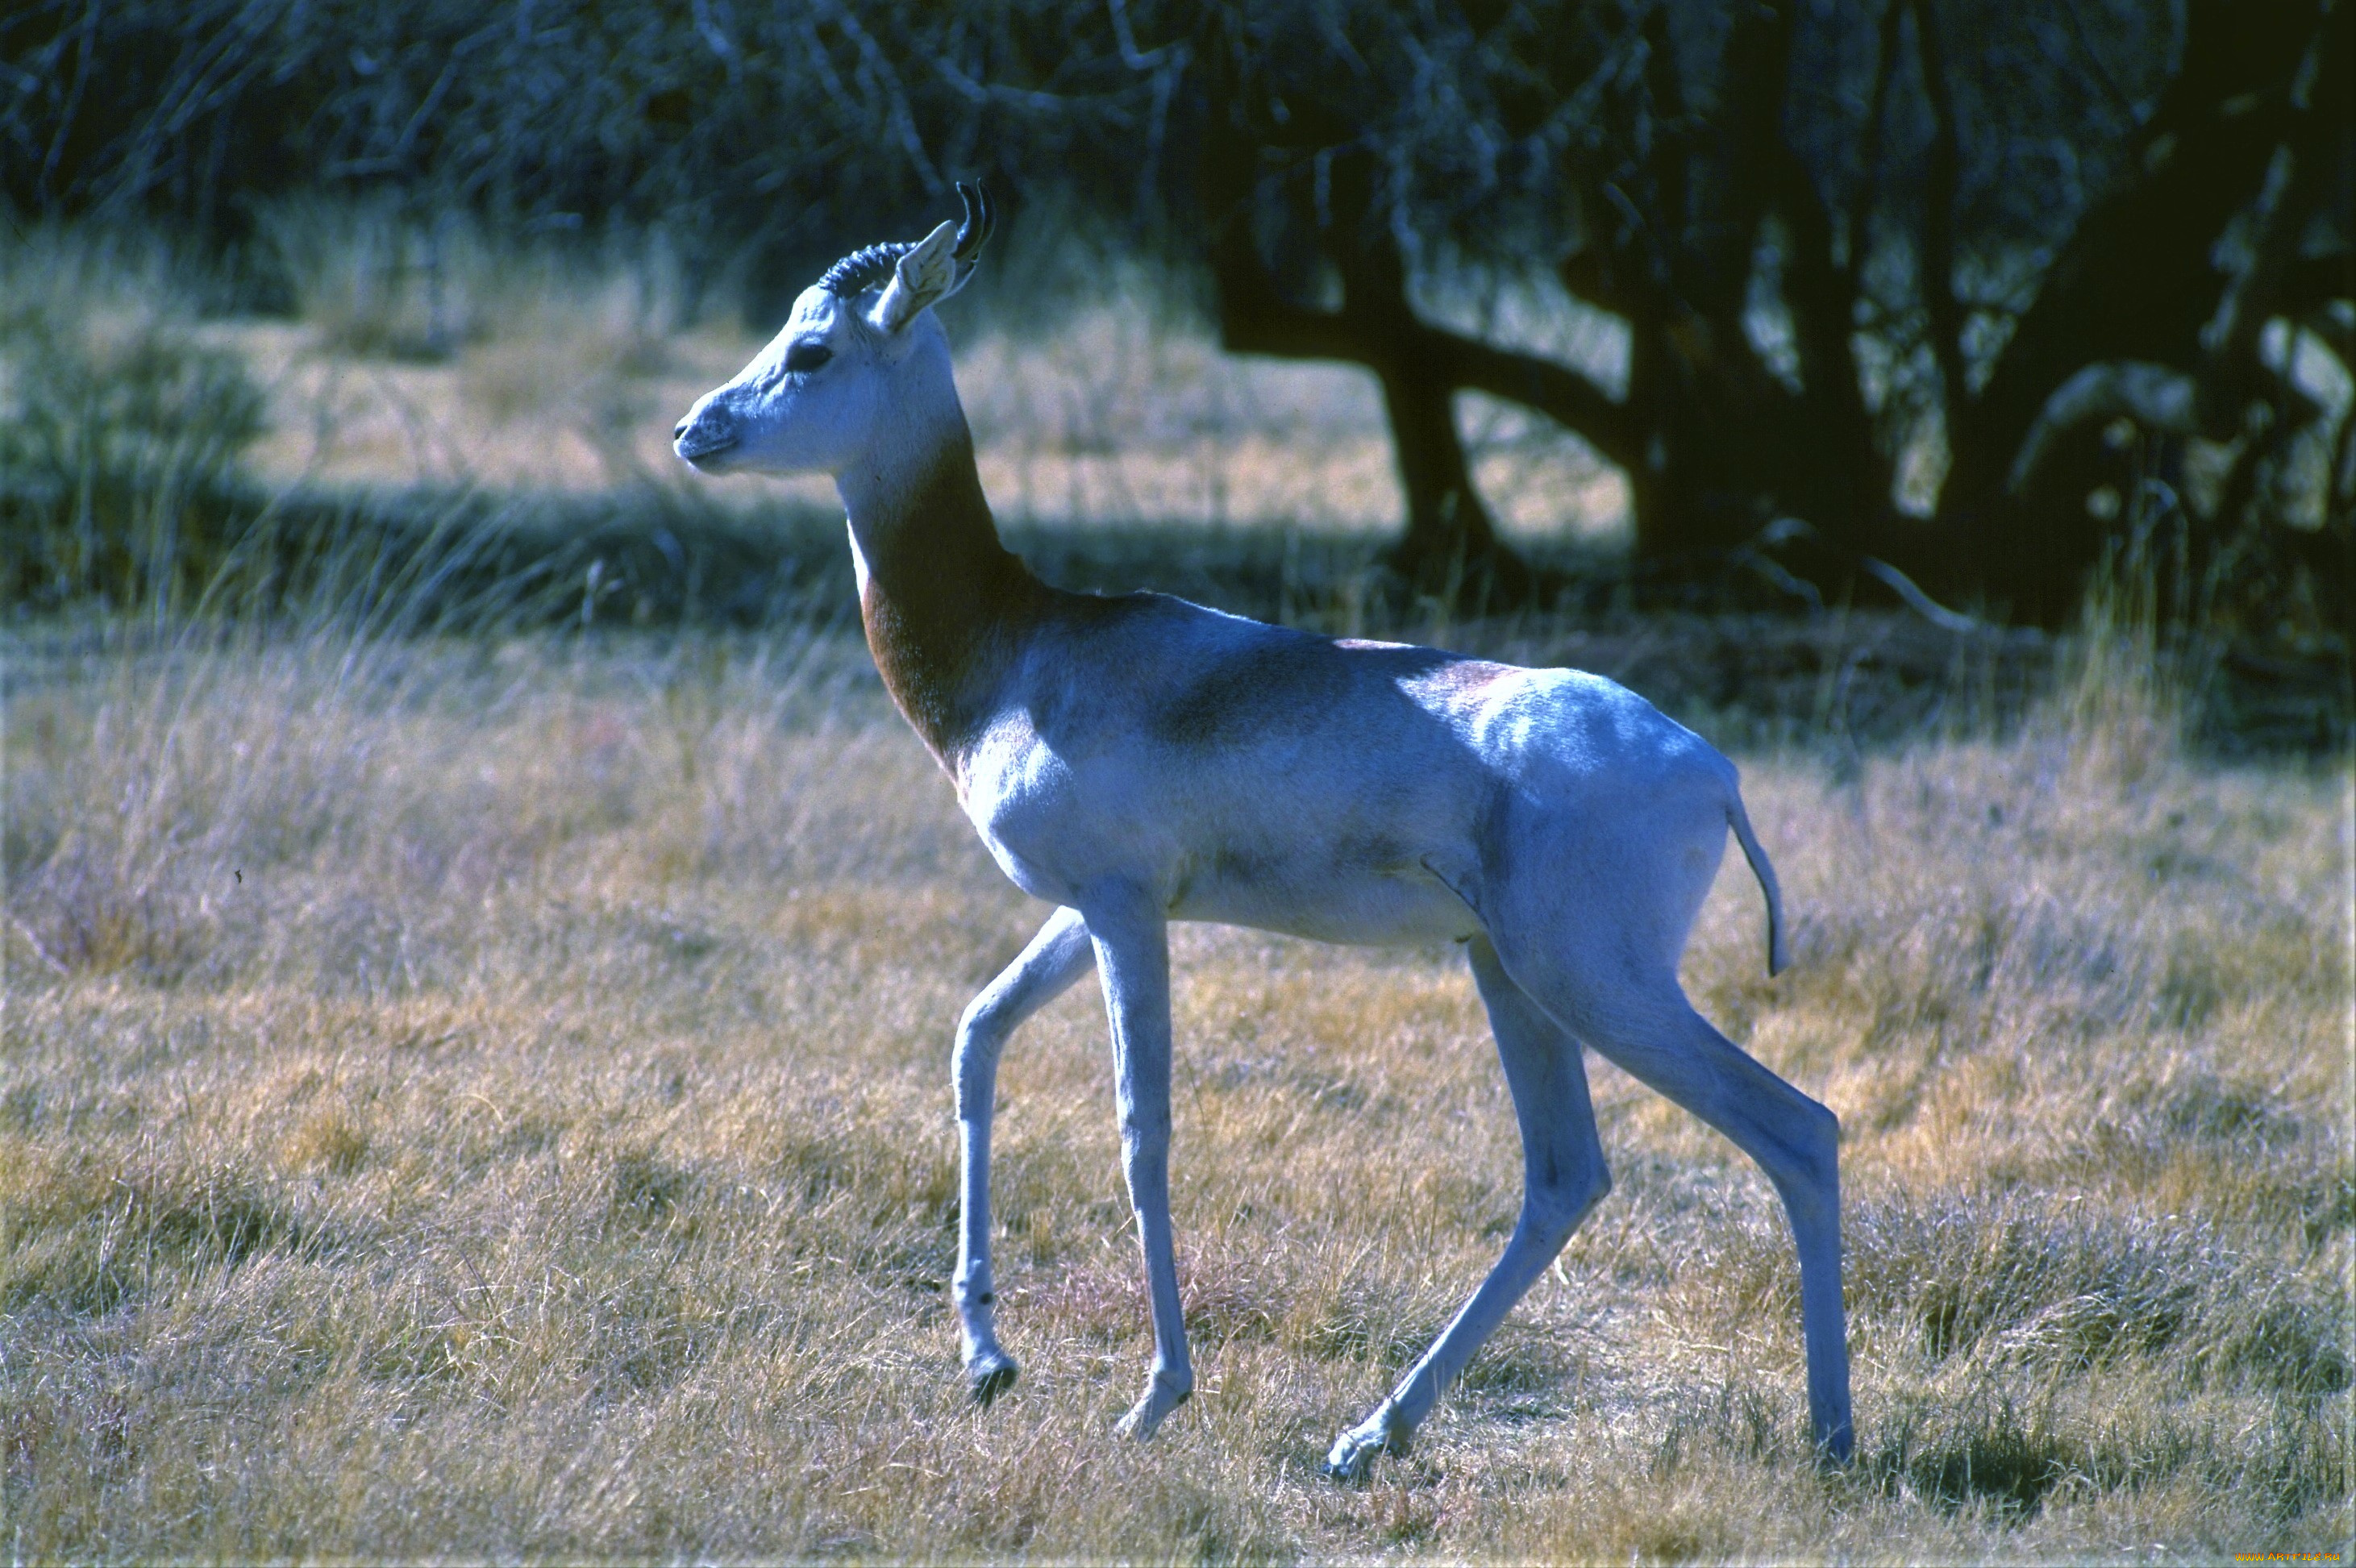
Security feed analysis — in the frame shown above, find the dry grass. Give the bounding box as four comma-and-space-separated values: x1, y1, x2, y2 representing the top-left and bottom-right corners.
219, 299, 1631, 542
1, 207, 2347, 1560
2, 604, 2347, 1562
146, 206, 1634, 543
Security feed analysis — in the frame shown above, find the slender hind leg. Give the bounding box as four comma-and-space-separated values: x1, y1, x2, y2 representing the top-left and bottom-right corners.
1325, 935, 1612, 1482
1498, 943, 1854, 1462
954, 906, 1095, 1404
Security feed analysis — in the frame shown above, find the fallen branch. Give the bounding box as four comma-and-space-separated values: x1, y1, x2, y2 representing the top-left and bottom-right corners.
1862, 555, 1983, 634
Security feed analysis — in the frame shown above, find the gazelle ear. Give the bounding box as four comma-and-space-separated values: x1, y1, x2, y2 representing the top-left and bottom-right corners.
870, 220, 960, 334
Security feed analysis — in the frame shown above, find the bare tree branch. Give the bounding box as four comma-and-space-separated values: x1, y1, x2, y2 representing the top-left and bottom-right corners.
1909, 0, 1975, 467
1213, 233, 1643, 472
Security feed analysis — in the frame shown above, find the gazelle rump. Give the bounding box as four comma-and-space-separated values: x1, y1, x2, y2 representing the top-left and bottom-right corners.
673, 185, 1854, 1477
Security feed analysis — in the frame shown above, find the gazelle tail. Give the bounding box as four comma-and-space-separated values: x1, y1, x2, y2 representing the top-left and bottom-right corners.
1727, 791, 1790, 977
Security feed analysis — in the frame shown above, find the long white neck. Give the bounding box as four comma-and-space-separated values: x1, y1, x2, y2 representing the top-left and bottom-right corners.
832, 342, 1048, 770
834, 339, 972, 551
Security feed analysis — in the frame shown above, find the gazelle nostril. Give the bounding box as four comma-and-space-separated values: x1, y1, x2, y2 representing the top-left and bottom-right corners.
672, 419, 690, 441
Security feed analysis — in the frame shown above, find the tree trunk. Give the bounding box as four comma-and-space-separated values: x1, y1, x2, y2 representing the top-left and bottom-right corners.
1588, 0, 1900, 584
1374, 359, 1527, 606
1931, 0, 2333, 622
1322, 166, 1530, 605
1203, 143, 1539, 610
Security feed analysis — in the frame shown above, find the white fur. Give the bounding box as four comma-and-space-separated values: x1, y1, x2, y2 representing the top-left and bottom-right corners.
675, 256, 1854, 1477
871, 219, 963, 334
674, 288, 930, 478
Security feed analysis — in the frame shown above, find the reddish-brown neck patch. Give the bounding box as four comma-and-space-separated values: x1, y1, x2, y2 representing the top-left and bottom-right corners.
853, 442, 1051, 767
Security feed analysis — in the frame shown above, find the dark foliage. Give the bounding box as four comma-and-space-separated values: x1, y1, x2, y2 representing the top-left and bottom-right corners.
1184, 0, 2350, 629
0, 300, 265, 612
0, 0, 1152, 308
3, 0, 2350, 631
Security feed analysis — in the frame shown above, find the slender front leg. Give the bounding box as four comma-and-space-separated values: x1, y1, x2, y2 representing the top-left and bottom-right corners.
955, 906, 1096, 1404
1078, 882, 1193, 1441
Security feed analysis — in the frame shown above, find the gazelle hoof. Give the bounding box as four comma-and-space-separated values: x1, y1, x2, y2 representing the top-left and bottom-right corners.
1322, 1416, 1409, 1483
966, 1352, 1018, 1407
1113, 1374, 1191, 1441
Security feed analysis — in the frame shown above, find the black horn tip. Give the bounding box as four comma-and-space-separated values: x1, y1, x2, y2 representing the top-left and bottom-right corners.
954, 181, 995, 259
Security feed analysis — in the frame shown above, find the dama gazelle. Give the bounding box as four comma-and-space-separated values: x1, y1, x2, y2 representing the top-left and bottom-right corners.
673, 185, 1854, 1478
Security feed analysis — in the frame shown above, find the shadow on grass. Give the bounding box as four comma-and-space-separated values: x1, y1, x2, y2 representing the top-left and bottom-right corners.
7, 480, 2346, 756
1872, 1396, 2102, 1519
1, 1172, 327, 1319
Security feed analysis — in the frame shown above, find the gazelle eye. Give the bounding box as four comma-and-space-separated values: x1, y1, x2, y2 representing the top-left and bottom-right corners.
785, 341, 832, 374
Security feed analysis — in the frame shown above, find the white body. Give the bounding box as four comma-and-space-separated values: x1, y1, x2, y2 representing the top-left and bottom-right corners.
674, 210, 1854, 1474
963, 606, 1725, 952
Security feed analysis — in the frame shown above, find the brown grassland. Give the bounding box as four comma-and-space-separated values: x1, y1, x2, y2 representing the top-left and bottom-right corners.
2, 219, 2351, 1562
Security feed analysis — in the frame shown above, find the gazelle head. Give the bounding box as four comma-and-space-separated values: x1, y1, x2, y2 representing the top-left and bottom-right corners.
673, 182, 995, 477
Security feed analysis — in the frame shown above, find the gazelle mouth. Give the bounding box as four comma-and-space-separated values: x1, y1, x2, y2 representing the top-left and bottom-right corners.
674, 437, 739, 468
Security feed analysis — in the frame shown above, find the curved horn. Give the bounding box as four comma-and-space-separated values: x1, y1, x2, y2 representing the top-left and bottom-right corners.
952, 181, 995, 264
